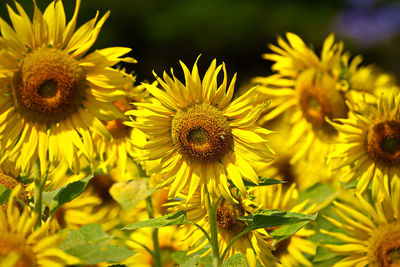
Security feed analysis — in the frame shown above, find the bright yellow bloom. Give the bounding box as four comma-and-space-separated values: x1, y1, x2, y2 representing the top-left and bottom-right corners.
0, 0, 135, 175
321, 179, 400, 267
252, 184, 319, 267
0, 186, 79, 267
126, 58, 273, 203
253, 33, 386, 161
328, 90, 400, 197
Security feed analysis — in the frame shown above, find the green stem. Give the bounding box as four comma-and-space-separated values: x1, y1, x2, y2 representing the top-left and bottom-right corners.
220, 228, 251, 261
192, 222, 211, 243
206, 190, 222, 267
33, 158, 42, 228
146, 196, 162, 267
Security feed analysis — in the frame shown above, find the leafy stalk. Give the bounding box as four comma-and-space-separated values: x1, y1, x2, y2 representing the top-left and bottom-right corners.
146, 196, 162, 267
206, 190, 222, 267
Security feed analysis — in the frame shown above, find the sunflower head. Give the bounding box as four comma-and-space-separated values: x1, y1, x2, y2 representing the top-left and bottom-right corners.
12, 47, 86, 124
0, 186, 79, 266
368, 222, 400, 267
216, 198, 247, 235
297, 69, 347, 135
0, 0, 135, 174
172, 103, 233, 162
128, 58, 272, 202
367, 120, 400, 165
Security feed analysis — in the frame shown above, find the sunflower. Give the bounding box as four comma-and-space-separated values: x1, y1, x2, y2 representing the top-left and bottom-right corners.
252, 183, 319, 267
0, 0, 135, 175
0, 185, 79, 267
126, 58, 273, 203
321, 179, 400, 267
169, 189, 277, 267
252, 33, 373, 161
124, 225, 188, 267
328, 90, 400, 197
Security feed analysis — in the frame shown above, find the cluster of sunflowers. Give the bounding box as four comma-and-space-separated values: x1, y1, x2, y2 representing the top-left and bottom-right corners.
0, 1, 399, 267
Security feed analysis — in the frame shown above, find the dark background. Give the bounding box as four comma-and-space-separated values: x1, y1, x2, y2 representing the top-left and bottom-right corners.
1, 0, 399, 88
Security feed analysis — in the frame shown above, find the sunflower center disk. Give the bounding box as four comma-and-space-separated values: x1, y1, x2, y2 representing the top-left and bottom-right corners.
0, 234, 36, 267
368, 222, 400, 267
171, 103, 233, 162
298, 72, 347, 134
216, 199, 246, 234
368, 120, 400, 165
12, 48, 86, 123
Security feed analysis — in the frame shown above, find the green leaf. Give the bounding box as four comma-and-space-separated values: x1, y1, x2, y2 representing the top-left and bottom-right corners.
60, 224, 135, 265
123, 211, 191, 230
313, 246, 344, 267
313, 246, 338, 262
42, 173, 93, 217
109, 179, 153, 211
270, 221, 310, 244
298, 183, 334, 205
238, 209, 318, 230
222, 253, 249, 267
0, 185, 11, 205
181, 255, 200, 267
243, 177, 286, 187
171, 247, 210, 265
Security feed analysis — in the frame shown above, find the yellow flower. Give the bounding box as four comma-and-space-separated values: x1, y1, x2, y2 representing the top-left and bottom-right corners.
0, 186, 79, 267
252, 184, 318, 267
126, 58, 273, 203
321, 179, 400, 267
0, 0, 135, 175
124, 226, 188, 267
253, 33, 370, 161
328, 90, 400, 197
169, 190, 277, 267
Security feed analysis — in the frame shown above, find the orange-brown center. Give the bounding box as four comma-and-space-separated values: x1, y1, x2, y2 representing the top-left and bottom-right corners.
12, 48, 86, 123
216, 199, 246, 235
297, 71, 347, 135
368, 222, 400, 267
367, 120, 400, 166
171, 103, 233, 162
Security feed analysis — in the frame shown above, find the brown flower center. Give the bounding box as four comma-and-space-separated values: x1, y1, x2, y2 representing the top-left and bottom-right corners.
0, 173, 27, 212
272, 236, 291, 257
368, 222, 400, 267
171, 103, 233, 162
367, 120, 400, 166
12, 48, 86, 123
0, 234, 36, 267
297, 71, 347, 135
272, 155, 295, 186
216, 199, 247, 235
